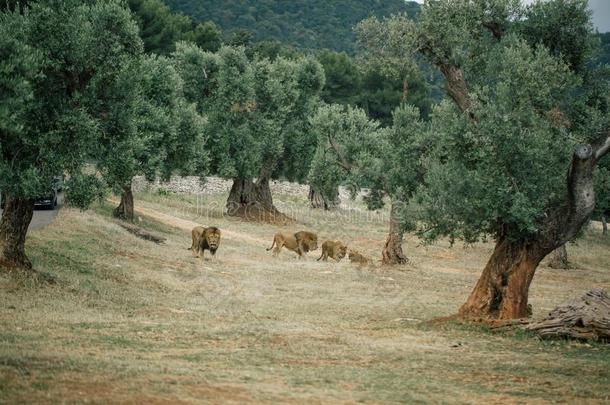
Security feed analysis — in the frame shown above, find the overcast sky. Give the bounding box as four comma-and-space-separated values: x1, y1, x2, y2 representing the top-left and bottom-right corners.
411, 0, 610, 32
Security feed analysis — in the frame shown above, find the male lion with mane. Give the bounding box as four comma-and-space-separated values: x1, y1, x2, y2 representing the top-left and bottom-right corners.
317, 240, 347, 262
190, 226, 221, 261
266, 230, 318, 258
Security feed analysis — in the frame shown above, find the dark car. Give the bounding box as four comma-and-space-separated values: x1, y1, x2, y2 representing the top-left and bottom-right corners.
1, 176, 63, 210
35, 176, 63, 209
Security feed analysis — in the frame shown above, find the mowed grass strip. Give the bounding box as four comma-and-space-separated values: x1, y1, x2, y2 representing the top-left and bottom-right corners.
1, 192, 609, 403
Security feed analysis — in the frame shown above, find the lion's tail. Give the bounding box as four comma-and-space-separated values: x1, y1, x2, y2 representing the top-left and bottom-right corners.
316, 251, 323, 261
266, 237, 276, 251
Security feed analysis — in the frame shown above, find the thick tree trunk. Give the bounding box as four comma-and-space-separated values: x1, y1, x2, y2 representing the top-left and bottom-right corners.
459, 238, 546, 320
113, 183, 134, 222
226, 173, 280, 219
548, 244, 570, 269
308, 186, 339, 210
602, 214, 608, 236
425, 32, 610, 321
381, 202, 408, 265
459, 140, 610, 321
0, 195, 34, 270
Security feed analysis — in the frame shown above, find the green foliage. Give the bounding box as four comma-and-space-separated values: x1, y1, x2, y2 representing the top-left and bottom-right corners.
127, 0, 221, 54
95, 52, 207, 194
0, 11, 40, 138
317, 50, 361, 106
0, 0, 142, 205
275, 57, 325, 182
164, 0, 420, 54
308, 102, 427, 228
251, 40, 301, 61
418, 37, 581, 242
64, 174, 107, 210
173, 43, 324, 183
226, 29, 253, 48
519, 0, 595, 73
593, 33, 610, 66
316, 49, 432, 126
360, 69, 432, 124
357, 0, 606, 244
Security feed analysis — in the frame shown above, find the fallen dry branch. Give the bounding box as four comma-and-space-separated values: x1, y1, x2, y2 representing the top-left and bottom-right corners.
526, 289, 610, 341
117, 222, 166, 244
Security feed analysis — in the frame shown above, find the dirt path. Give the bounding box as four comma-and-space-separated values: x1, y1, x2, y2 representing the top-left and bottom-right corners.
106, 197, 269, 247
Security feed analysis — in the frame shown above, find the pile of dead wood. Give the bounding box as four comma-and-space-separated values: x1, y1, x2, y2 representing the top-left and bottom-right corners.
526, 289, 610, 341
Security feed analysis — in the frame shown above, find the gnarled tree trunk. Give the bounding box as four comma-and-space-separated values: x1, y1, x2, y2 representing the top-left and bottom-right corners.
113, 183, 134, 222
460, 142, 609, 320
459, 238, 546, 319
548, 244, 570, 269
0, 195, 34, 270
422, 24, 610, 321
226, 169, 281, 219
308, 186, 339, 210
382, 202, 408, 265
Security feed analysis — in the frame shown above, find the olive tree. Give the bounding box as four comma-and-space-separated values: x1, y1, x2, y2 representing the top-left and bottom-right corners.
96, 54, 206, 221
0, 0, 142, 270
173, 43, 324, 218
356, 0, 610, 319
309, 103, 425, 264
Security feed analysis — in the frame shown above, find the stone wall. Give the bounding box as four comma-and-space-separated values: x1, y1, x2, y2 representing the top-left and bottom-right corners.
131, 175, 362, 207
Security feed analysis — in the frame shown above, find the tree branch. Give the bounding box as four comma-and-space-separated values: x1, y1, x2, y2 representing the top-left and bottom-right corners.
418, 41, 474, 118
327, 135, 353, 172
542, 144, 596, 250
439, 64, 473, 116
594, 130, 610, 162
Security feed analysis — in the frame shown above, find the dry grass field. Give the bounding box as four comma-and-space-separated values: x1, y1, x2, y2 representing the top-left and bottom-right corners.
1, 190, 609, 404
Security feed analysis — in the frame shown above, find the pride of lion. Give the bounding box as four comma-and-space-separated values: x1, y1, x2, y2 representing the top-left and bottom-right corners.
189, 226, 373, 265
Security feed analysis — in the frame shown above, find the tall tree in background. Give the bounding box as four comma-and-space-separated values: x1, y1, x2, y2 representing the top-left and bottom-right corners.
163, 0, 420, 53
0, 0, 143, 270
311, 49, 432, 209
317, 49, 433, 126
357, 0, 610, 320
317, 50, 361, 106
128, 0, 221, 54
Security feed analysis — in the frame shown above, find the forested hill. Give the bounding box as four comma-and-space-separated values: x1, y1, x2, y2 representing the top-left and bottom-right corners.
163, 0, 421, 53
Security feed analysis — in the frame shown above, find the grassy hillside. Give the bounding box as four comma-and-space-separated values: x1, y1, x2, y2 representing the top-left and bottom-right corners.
1, 190, 609, 402
163, 0, 420, 53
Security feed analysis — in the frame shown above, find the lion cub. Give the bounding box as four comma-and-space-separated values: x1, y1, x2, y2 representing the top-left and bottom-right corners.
317, 240, 347, 262
266, 231, 318, 258
190, 226, 221, 261
348, 249, 373, 265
